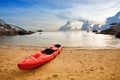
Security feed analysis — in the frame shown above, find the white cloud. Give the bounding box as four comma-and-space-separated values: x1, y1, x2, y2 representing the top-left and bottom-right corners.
0, 0, 120, 30
55, 0, 120, 23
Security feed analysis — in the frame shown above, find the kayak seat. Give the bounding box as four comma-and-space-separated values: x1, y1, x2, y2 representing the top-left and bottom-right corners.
43, 48, 56, 55
54, 44, 61, 48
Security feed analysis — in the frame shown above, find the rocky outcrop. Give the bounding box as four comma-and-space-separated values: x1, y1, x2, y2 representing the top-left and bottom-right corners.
115, 32, 120, 38
99, 11, 120, 38
99, 28, 116, 35
101, 11, 120, 30
92, 30, 98, 33
113, 23, 120, 38
36, 30, 43, 32
0, 19, 34, 36
99, 22, 120, 35
110, 23, 120, 32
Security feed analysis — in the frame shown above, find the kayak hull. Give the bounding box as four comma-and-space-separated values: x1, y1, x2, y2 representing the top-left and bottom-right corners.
18, 44, 62, 70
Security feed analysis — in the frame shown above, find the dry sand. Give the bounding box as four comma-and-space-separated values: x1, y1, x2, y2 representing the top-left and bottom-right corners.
0, 47, 120, 80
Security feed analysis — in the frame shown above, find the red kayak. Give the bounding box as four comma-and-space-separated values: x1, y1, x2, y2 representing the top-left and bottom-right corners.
18, 44, 62, 70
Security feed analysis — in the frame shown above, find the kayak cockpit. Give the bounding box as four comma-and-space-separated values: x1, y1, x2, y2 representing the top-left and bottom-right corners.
43, 48, 56, 55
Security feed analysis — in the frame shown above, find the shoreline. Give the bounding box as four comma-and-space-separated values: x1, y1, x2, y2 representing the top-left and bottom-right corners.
0, 47, 120, 80
0, 45, 120, 49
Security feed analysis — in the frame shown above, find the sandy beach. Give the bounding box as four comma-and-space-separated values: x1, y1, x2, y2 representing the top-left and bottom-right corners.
0, 47, 120, 80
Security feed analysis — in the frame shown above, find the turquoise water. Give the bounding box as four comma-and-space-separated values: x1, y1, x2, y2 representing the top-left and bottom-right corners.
0, 31, 120, 48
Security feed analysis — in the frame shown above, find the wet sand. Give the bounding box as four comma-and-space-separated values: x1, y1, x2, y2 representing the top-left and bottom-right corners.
0, 47, 120, 80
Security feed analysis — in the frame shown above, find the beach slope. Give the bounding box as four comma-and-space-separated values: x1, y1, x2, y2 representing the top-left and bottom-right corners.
0, 47, 120, 80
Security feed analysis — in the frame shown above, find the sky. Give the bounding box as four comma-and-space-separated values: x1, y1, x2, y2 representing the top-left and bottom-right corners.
0, 0, 120, 31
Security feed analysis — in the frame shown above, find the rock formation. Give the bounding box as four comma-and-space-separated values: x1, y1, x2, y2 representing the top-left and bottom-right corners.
101, 11, 120, 30
0, 19, 34, 36
100, 22, 120, 35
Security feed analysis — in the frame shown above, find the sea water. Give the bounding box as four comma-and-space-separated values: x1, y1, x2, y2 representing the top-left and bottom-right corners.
0, 31, 120, 49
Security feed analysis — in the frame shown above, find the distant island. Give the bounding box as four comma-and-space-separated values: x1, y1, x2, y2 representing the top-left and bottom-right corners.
36, 30, 43, 32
